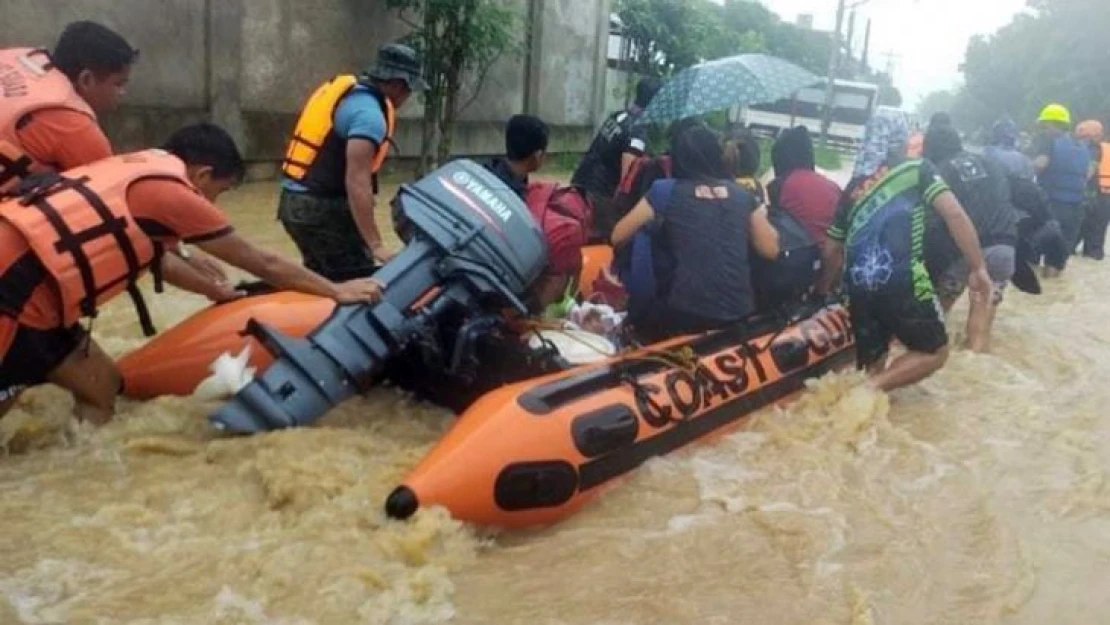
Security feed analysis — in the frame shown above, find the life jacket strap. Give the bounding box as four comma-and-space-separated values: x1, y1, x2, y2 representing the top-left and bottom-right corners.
17, 173, 154, 332
0, 150, 34, 189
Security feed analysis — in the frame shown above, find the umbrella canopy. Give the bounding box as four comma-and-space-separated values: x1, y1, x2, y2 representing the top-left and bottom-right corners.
641, 54, 821, 125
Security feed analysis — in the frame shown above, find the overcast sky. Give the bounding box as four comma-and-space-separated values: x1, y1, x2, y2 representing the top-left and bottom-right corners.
755, 0, 1029, 107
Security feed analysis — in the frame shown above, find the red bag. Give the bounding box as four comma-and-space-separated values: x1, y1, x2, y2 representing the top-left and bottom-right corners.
525, 182, 589, 276
525, 182, 592, 227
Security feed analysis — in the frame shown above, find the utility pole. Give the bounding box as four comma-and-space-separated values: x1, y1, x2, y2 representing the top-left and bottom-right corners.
845, 10, 857, 75
879, 49, 902, 80
821, 0, 847, 143
860, 18, 872, 73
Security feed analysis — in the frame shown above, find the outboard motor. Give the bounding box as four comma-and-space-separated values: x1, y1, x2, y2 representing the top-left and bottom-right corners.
210, 160, 548, 433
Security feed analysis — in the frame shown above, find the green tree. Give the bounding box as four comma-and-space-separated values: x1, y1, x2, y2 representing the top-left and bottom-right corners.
616, 0, 832, 75
388, 0, 522, 173
616, 0, 720, 75
956, 0, 1110, 134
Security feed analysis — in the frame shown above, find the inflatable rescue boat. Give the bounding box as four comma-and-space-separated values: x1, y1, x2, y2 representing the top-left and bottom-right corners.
121, 290, 854, 528
118, 159, 856, 529
385, 301, 853, 528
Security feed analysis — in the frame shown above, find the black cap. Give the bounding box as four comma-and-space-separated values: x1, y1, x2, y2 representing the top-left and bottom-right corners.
365, 43, 428, 91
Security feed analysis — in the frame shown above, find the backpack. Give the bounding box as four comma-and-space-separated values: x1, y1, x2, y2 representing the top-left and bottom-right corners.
612, 155, 673, 226
750, 208, 821, 311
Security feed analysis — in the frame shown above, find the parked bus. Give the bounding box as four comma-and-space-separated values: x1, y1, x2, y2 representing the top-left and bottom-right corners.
735, 79, 881, 146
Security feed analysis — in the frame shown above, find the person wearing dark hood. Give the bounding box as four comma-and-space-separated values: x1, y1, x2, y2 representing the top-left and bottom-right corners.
612, 123, 780, 342
923, 124, 1019, 353
767, 126, 841, 246
984, 117, 1065, 285
572, 78, 662, 241
985, 118, 1035, 181
818, 113, 989, 392
928, 112, 953, 130
734, 125, 841, 310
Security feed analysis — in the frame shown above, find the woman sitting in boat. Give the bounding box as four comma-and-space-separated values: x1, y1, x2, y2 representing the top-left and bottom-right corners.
743, 126, 837, 311
611, 123, 780, 343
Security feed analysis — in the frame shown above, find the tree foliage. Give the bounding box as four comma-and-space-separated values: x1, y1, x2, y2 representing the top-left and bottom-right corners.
388, 0, 522, 173
615, 0, 833, 77
615, 0, 898, 106
954, 0, 1110, 133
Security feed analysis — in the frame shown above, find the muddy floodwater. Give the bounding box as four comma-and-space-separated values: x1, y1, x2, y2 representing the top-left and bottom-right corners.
1, 178, 1109, 625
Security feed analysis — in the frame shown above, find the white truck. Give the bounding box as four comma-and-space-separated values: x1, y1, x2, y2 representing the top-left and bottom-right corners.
735, 78, 881, 148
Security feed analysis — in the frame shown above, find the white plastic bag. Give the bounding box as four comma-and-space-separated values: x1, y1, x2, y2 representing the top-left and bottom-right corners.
191, 346, 256, 401
527, 329, 617, 365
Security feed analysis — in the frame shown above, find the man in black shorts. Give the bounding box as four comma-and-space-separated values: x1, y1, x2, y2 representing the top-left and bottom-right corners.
819, 115, 990, 392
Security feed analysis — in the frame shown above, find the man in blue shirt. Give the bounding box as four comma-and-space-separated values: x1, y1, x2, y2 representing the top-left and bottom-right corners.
278, 43, 426, 283
1031, 103, 1091, 277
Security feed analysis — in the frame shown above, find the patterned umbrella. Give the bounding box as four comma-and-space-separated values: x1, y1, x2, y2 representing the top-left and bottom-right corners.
640, 54, 821, 124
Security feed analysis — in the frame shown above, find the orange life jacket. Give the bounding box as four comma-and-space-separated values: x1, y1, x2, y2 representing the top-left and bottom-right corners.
282, 75, 396, 196
1099, 142, 1110, 194
0, 47, 96, 196
0, 150, 194, 336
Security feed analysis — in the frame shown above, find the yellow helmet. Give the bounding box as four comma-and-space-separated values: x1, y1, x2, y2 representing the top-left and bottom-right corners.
1038, 103, 1072, 126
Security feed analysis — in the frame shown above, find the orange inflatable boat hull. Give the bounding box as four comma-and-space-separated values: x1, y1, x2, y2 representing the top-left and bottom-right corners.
118, 245, 616, 399
386, 303, 855, 528
119, 292, 337, 399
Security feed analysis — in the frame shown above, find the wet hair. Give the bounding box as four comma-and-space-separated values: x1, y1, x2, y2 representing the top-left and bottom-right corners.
666, 117, 701, 143
771, 126, 816, 178
722, 127, 762, 179
162, 123, 246, 182
635, 77, 663, 108
53, 21, 138, 82
923, 123, 964, 164
671, 123, 728, 180
505, 114, 549, 161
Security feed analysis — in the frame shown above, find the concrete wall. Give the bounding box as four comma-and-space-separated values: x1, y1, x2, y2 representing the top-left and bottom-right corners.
606, 68, 635, 113
0, 0, 613, 171
535, 0, 605, 126
2, 0, 207, 108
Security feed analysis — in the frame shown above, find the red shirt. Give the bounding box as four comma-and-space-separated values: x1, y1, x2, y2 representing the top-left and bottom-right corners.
777, 170, 841, 247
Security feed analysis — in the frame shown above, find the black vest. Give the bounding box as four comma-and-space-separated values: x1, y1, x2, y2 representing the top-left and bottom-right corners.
658, 180, 756, 322
300, 85, 390, 197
